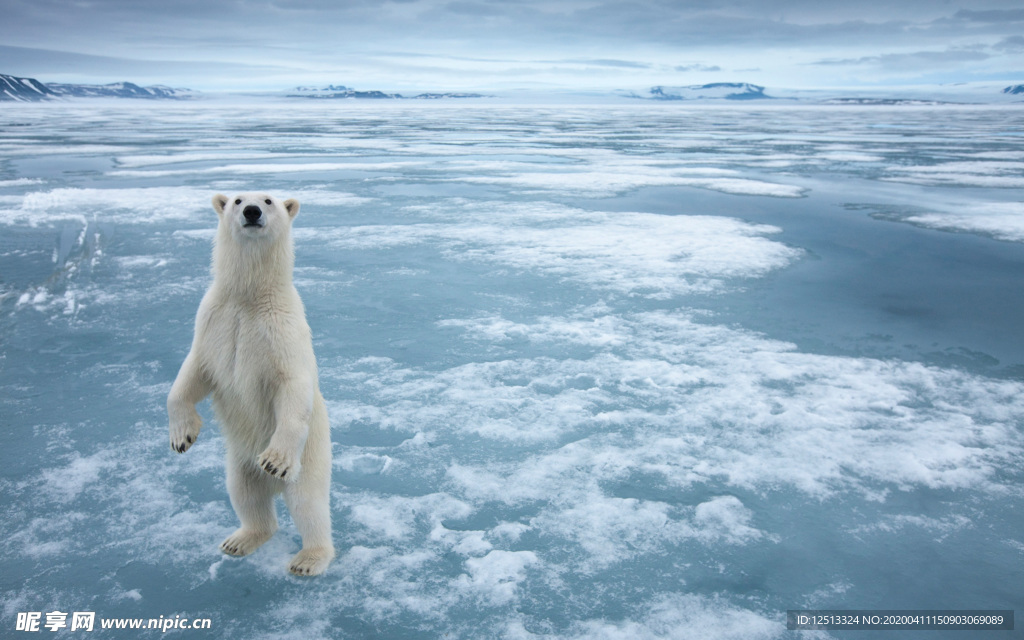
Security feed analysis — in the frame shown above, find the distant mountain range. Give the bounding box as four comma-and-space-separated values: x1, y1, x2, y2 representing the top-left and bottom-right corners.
640, 83, 770, 100
293, 85, 352, 93
48, 81, 190, 99
3, 73, 1022, 104
289, 85, 489, 100
630, 82, 1024, 103
820, 98, 958, 106
1, 73, 192, 101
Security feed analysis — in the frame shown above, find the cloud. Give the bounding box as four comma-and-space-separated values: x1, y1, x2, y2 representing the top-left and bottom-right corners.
674, 63, 722, 72
0, 0, 984, 53
2, 0, 1023, 89
951, 8, 1024, 23
993, 35, 1024, 52
811, 48, 992, 71
0, 44, 299, 79
544, 58, 654, 69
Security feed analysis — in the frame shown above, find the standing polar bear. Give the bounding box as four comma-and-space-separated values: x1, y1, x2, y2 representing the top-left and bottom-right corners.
168, 193, 334, 576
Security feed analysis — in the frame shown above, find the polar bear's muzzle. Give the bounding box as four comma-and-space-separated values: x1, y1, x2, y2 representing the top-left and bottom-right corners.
242, 205, 264, 228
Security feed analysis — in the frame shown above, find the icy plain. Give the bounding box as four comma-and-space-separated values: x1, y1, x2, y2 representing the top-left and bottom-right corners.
1, 100, 1023, 639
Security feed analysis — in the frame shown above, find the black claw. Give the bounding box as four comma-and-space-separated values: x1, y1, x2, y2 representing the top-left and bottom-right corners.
186, 435, 193, 443
280, 469, 287, 478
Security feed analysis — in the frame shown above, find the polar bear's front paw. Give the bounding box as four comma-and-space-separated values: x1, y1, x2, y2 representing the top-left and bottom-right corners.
257, 447, 300, 481
169, 409, 202, 454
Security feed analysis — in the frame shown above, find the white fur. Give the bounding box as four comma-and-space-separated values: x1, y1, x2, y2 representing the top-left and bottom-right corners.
168, 192, 334, 576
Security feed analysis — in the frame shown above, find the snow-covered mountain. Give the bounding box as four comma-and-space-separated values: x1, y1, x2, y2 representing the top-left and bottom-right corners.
1, 73, 193, 100
819, 98, 959, 106
409, 92, 490, 99
1, 74, 59, 101
644, 83, 770, 100
288, 85, 488, 100
293, 84, 352, 93
625, 82, 1024, 104
291, 87, 401, 99
47, 81, 192, 99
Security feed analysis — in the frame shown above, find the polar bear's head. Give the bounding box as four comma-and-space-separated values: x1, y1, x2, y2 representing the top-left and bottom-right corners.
212, 193, 300, 244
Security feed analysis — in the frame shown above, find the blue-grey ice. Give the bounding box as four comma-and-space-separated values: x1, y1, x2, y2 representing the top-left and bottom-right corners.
1, 101, 1023, 639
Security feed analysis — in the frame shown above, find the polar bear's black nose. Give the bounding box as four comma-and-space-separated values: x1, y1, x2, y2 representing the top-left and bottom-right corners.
242, 205, 263, 225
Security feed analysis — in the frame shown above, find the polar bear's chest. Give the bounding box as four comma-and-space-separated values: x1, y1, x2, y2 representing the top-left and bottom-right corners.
202, 306, 283, 393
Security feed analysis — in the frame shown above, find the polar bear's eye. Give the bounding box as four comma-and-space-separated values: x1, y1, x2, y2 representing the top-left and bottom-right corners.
235, 199, 242, 205
265, 199, 272, 205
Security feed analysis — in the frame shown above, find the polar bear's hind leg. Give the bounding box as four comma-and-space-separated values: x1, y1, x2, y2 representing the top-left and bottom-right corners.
283, 468, 334, 576
220, 458, 279, 557
283, 496, 334, 575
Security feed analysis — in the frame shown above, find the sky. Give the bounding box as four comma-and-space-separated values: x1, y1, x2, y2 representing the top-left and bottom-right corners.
1, 0, 1023, 92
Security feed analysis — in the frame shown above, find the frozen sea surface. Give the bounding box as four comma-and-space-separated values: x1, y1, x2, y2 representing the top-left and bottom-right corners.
1, 100, 1023, 638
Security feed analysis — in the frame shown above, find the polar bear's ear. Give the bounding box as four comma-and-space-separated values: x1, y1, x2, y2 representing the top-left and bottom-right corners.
284, 198, 300, 220
212, 194, 229, 216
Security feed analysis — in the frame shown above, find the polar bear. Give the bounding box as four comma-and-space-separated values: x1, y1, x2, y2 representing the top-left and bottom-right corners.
167, 193, 334, 576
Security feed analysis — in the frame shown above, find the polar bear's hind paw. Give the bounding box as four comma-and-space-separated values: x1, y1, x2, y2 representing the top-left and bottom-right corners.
288, 547, 334, 576
220, 528, 274, 557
